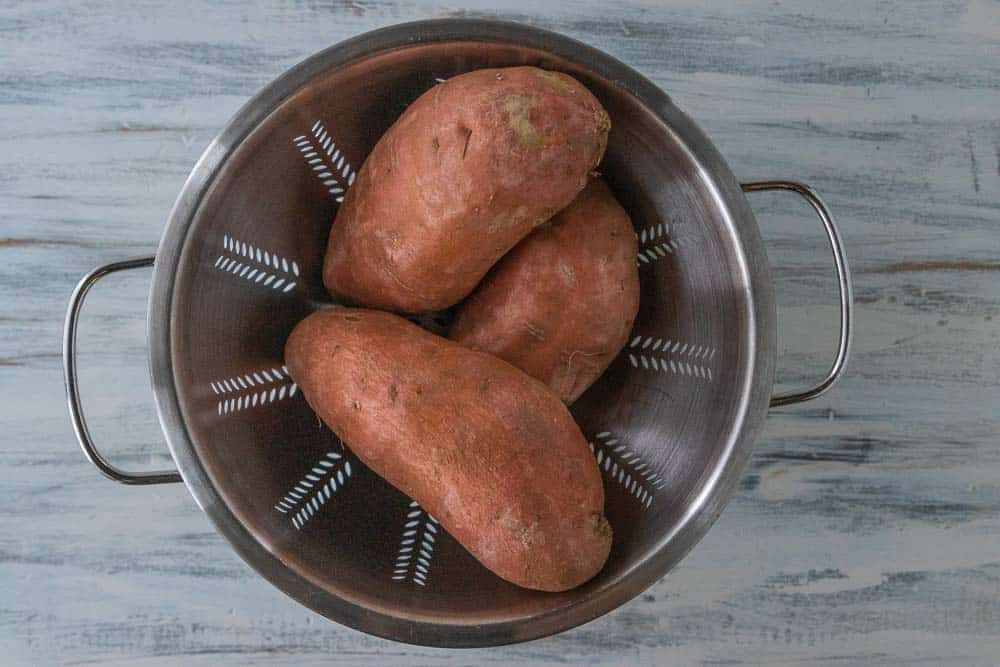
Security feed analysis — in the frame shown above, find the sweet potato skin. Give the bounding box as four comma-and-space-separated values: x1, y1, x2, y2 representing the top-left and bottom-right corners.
323, 66, 611, 313
285, 308, 611, 592
450, 179, 640, 404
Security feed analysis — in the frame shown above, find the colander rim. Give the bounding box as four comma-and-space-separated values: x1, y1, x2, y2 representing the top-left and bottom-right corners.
147, 17, 776, 647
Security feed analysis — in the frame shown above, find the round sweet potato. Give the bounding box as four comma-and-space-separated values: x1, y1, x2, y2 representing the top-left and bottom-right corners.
323, 66, 611, 313
285, 308, 612, 592
450, 179, 640, 404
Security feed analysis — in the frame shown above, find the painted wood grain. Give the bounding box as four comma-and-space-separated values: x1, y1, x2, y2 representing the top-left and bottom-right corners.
1, 0, 999, 664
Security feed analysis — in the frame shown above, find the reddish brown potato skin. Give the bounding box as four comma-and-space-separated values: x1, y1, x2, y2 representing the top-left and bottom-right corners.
285, 308, 611, 592
323, 66, 611, 313
450, 179, 640, 404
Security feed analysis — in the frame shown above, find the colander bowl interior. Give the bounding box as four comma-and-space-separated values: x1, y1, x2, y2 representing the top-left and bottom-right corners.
154, 20, 774, 647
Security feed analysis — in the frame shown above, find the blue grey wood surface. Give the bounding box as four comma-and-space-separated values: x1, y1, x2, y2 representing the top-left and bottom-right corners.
2, 1, 999, 664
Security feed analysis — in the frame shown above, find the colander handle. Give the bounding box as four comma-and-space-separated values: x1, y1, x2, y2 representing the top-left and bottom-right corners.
63, 255, 182, 485
741, 180, 854, 408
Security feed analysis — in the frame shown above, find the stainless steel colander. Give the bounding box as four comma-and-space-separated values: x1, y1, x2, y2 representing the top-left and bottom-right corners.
62, 19, 853, 647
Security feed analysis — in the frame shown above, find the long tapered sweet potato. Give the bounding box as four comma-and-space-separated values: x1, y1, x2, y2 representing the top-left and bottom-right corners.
450, 179, 640, 404
285, 308, 611, 592
323, 66, 611, 313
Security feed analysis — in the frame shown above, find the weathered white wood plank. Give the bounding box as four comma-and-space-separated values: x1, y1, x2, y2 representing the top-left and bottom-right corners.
2, 0, 999, 664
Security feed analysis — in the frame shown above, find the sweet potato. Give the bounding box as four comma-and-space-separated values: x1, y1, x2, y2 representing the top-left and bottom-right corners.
285, 308, 611, 592
450, 179, 640, 404
323, 66, 611, 313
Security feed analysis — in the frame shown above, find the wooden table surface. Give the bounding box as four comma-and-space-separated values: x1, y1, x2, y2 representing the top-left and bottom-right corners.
3, 1, 999, 664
